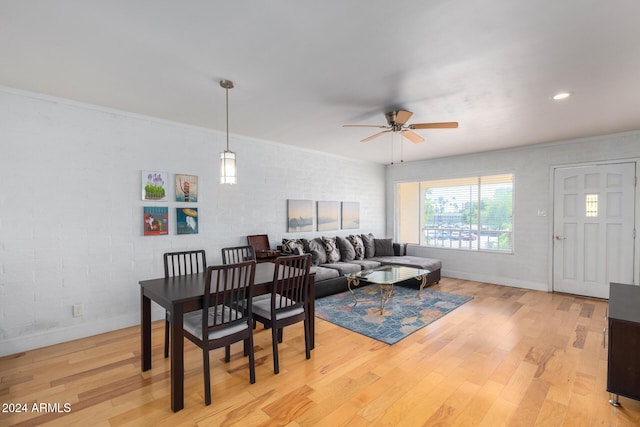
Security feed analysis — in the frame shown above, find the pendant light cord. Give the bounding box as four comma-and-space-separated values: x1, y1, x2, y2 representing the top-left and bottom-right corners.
225, 86, 229, 151
220, 79, 234, 151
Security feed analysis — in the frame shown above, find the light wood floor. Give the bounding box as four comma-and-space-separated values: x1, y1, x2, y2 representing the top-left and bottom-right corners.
2, 278, 639, 426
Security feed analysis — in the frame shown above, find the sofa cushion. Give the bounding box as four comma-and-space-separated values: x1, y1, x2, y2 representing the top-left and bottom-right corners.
373, 238, 394, 256
348, 259, 382, 270
371, 255, 442, 271
347, 234, 365, 260
361, 233, 375, 258
310, 265, 340, 281
307, 238, 327, 266
282, 238, 305, 255
319, 262, 362, 275
336, 236, 356, 262
322, 236, 341, 263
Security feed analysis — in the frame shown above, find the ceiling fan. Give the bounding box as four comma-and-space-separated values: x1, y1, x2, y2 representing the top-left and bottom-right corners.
343, 110, 458, 143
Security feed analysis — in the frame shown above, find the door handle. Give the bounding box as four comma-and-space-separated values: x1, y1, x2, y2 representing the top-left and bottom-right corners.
555, 235, 566, 240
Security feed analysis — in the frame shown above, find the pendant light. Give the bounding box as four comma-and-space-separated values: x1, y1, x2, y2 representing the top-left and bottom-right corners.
220, 79, 236, 184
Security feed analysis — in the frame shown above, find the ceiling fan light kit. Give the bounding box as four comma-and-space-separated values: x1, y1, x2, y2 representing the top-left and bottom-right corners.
343, 109, 458, 144
220, 79, 236, 185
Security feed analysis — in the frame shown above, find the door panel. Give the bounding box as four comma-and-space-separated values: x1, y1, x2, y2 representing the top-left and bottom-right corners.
553, 163, 635, 298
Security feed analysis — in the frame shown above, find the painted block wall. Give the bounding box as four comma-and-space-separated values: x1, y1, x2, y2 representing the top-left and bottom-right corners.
0, 88, 386, 356
386, 132, 640, 291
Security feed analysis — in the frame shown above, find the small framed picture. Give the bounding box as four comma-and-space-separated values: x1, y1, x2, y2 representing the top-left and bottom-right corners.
317, 201, 340, 231
176, 208, 198, 234
341, 202, 360, 229
142, 171, 168, 201
287, 199, 313, 232
176, 174, 198, 202
143, 207, 168, 235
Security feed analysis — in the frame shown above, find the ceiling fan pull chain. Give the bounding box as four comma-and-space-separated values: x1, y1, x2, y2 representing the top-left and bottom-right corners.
391, 132, 394, 165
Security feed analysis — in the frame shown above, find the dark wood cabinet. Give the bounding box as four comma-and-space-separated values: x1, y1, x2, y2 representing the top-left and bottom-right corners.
607, 282, 640, 406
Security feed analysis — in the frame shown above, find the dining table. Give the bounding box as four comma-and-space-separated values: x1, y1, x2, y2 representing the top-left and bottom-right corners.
139, 261, 315, 412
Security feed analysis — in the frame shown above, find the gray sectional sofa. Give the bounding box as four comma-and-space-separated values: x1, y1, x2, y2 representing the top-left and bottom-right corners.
280, 234, 442, 298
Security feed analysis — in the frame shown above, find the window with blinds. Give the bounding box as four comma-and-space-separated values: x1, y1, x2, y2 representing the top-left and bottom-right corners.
397, 174, 513, 252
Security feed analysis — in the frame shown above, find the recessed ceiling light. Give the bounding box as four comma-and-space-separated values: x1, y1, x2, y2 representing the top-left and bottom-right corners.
553, 92, 572, 100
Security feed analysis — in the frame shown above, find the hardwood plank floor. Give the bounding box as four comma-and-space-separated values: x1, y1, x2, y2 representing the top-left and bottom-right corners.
2, 278, 639, 426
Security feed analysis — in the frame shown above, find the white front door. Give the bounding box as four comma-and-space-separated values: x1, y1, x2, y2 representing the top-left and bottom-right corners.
553, 163, 636, 298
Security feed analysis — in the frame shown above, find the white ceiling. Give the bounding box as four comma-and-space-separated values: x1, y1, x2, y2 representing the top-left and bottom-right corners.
2, 1, 640, 164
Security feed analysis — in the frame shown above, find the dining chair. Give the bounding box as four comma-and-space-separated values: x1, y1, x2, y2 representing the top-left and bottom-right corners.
251, 254, 312, 374
221, 245, 256, 264
182, 260, 257, 405
163, 250, 207, 358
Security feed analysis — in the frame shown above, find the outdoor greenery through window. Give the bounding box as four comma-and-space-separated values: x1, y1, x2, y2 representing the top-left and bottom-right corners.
397, 174, 513, 252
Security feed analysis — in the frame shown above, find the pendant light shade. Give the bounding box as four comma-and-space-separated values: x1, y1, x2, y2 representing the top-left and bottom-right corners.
220, 150, 236, 184
219, 79, 236, 185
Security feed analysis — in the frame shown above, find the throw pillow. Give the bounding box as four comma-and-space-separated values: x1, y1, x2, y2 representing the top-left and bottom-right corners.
347, 234, 365, 260
282, 238, 305, 255
336, 236, 356, 262
321, 236, 341, 263
307, 238, 327, 265
361, 233, 376, 258
374, 238, 394, 256
300, 238, 311, 253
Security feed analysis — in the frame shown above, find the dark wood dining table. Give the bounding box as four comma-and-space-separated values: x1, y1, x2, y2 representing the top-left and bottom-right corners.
139, 261, 315, 412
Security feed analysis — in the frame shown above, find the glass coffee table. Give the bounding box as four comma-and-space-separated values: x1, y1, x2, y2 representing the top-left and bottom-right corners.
346, 265, 431, 314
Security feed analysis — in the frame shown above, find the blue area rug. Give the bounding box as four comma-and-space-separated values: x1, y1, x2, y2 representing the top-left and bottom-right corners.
315, 285, 473, 345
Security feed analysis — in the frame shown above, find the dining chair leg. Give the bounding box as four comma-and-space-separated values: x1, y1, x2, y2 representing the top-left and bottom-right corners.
277, 328, 283, 343
271, 326, 280, 374
224, 345, 230, 362
304, 316, 311, 360
248, 333, 256, 384
164, 318, 170, 358
203, 349, 211, 406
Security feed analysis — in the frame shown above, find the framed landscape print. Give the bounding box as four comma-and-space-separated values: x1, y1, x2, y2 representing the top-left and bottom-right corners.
175, 174, 198, 202
142, 171, 168, 201
176, 208, 198, 234
317, 201, 340, 231
143, 207, 168, 235
341, 201, 360, 229
287, 199, 313, 232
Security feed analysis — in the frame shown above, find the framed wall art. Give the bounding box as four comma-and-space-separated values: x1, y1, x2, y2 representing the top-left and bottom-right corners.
143, 206, 168, 236
142, 171, 168, 201
175, 174, 198, 202
287, 199, 313, 232
317, 201, 340, 231
176, 208, 198, 234
341, 201, 360, 229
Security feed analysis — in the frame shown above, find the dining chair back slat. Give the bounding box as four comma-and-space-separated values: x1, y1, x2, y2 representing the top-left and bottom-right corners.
202, 261, 256, 339
221, 246, 256, 265
164, 250, 207, 277
272, 256, 308, 314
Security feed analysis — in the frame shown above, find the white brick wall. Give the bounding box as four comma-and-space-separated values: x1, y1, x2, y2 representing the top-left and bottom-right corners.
0, 88, 385, 356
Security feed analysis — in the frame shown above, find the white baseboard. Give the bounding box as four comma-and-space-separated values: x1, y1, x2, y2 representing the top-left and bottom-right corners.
0, 309, 165, 358
441, 269, 550, 292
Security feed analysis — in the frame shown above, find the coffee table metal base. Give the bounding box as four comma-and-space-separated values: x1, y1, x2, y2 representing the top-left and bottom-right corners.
347, 273, 428, 315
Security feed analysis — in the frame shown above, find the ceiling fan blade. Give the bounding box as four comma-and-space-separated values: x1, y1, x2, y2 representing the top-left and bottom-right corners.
402, 130, 424, 144
362, 130, 391, 142
410, 122, 459, 129
343, 124, 388, 128
394, 110, 413, 125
